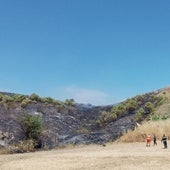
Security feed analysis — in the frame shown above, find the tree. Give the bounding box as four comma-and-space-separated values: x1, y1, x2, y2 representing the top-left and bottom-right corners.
21, 114, 42, 141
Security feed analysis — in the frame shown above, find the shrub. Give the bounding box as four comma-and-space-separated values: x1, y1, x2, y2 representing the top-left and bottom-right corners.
64, 99, 75, 106
149, 113, 169, 121
135, 107, 145, 122
135, 95, 144, 102
153, 96, 165, 106
111, 104, 126, 117
21, 114, 42, 141
29, 93, 42, 102
0, 139, 36, 154
125, 99, 137, 112
2, 95, 14, 103
0, 94, 3, 102
161, 115, 169, 120
15, 139, 36, 152
145, 102, 154, 114
43, 97, 56, 104
149, 114, 160, 121
13, 94, 26, 102
21, 98, 31, 108
96, 111, 117, 127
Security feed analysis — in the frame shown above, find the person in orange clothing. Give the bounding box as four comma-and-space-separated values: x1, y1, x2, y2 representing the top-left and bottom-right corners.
146, 134, 151, 147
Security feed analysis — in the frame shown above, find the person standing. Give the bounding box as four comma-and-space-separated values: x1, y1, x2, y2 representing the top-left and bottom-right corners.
146, 134, 151, 147
153, 134, 157, 146
161, 134, 168, 149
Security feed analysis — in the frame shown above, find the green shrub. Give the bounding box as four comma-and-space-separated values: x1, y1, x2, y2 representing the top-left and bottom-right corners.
145, 102, 154, 114
149, 114, 161, 121
135, 107, 145, 121
0, 94, 3, 102
43, 97, 56, 104
135, 95, 144, 101
29, 93, 42, 102
149, 113, 168, 121
13, 94, 26, 102
153, 96, 165, 106
21, 114, 42, 141
2, 95, 14, 103
96, 111, 117, 126
21, 98, 31, 108
64, 99, 75, 106
111, 104, 126, 117
125, 99, 137, 112
161, 115, 169, 120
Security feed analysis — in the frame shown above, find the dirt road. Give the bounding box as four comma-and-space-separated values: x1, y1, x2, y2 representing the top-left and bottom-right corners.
0, 142, 170, 170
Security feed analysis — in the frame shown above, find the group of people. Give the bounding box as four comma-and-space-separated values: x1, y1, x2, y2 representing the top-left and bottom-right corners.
146, 134, 168, 149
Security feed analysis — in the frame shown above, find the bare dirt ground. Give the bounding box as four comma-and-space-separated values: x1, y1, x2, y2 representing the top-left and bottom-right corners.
0, 141, 170, 170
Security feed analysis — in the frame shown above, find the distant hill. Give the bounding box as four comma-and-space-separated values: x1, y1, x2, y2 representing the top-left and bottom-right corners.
0, 87, 170, 153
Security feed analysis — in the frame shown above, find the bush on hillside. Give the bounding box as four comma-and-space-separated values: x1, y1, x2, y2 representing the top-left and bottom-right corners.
111, 104, 126, 117
21, 114, 42, 141
43, 97, 55, 104
125, 98, 137, 112
135, 107, 145, 122
144, 102, 154, 114
1, 95, 14, 103
153, 95, 166, 106
149, 113, 169, 121
21, 98, 32, 108
13, 94, 26, 102
29, 93, 42, 102
64, 99, 75, 106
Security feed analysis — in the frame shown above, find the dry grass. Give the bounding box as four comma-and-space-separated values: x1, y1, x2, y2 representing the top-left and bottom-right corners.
0, 142, 170, 170
1, 119, 170, 170
0, 140, 36, 154
117, 119, 170, 142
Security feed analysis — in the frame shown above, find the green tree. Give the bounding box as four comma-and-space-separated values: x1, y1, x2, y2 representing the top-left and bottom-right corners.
21, 114, 42, 141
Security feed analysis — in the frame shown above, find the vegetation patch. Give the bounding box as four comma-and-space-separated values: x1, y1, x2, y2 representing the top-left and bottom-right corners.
117, 119, 170, 142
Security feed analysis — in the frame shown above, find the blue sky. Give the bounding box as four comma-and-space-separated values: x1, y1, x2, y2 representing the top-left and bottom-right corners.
0, 0, 170, 105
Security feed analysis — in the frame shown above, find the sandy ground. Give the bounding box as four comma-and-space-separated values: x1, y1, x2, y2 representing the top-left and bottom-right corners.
0, 141, 170, 170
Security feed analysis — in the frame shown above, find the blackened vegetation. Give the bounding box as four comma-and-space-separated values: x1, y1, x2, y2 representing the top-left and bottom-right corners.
0, 90, 166, 152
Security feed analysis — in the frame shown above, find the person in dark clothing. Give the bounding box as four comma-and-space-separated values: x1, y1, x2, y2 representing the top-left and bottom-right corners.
161, 134, 168, 149
153, 134, 157, 146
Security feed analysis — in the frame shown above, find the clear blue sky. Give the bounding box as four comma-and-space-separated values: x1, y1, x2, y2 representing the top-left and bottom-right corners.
0, 0, 170, 105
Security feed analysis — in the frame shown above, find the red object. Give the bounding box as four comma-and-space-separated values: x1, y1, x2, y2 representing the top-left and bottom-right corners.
146, 135, 151, 146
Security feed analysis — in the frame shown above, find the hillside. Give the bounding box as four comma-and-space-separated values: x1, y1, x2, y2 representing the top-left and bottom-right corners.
0, 87, 170, 152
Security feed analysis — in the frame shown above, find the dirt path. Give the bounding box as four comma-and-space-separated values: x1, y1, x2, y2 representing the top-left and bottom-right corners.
0, 142, 170, 170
